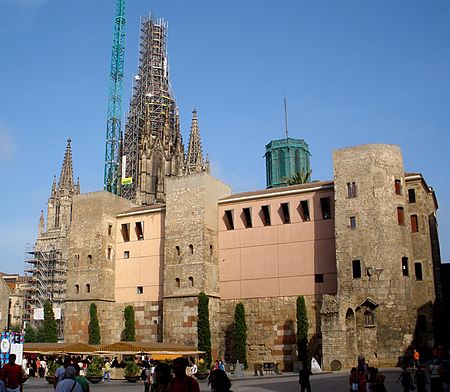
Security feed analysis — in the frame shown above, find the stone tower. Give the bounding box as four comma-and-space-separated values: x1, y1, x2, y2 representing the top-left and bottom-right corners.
265, 137, 311, 188
162, 174, 231, 348
64, 191, 134, 343
321, 144, 435, 370
121, 16, 185, 205
184, 109, 210, 175
24, 139, 79, 330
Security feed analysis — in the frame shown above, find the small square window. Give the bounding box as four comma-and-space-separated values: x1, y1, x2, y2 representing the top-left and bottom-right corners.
314, 274, 324, 283
124, 251, 130, 259
137, 286, 143, 294
350, 216, 356, 228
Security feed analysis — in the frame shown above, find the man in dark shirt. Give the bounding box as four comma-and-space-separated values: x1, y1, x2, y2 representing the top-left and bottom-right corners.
170, 357, 200, 392
1, 354, 24, 392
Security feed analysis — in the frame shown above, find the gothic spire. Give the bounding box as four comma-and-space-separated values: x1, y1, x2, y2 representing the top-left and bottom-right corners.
58, 138, 75, 191
184, 109, 209, 175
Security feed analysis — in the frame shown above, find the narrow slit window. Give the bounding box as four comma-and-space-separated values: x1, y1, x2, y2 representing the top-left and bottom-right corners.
86, 284, 91, 293
350, 216, 356, 228
87, 255, 92, 263
123, 251, 130, 259
314, 274, 324, 283
224, 210, 234, 230
414, 262, 423, 281
280, 203, 291, 224
397, 207, 405, 225
188, 276, 194, 287
121, 223, 130, 242
411, 215, 419, 233
75, 284, 79, 294
108, 224, 112, 236
352, 260, 362, 279
320, 197, 331, 219
137, 286, 143, 294
189, 244, 194, 254
176, 246, 180, 256
394, 179, 402, 195
210, 245, 213, 256
402, 257, 409, 276
261, 205, 271, 226
347, 182, 357, 198
242, 207, 252, 228
135, 221, 144, 240
175, 278, 180, 288
408, 189, 416, 203
107, 247, 112, 260
300, 200, 310, 221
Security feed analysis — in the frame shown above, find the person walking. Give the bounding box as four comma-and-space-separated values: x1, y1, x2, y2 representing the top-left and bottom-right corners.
209, 369, 232, 392
397, 366, 414, 392
150, 363, 171, 392
55, 367, 83, 392
103, 358, 111, 382
170, 357, 200, 392
414, 366, 428, 392
298, 364, 312, 392
0, 354, 24, 392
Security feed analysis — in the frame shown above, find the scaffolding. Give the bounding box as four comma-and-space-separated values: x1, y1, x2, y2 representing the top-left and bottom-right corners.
23, 244, 66, 335
121, 15, 178, 202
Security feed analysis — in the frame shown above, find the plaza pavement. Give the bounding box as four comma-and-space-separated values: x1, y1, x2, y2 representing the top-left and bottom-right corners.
23, 368, 410, 391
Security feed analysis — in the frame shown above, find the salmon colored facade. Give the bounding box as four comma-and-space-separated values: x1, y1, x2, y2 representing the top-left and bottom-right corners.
218, 182, 337, 299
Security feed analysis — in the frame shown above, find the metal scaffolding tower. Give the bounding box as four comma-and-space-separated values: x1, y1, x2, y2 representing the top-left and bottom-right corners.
104, 0, 126, 194
23, 244, 66, 334
121, 16, 178, 202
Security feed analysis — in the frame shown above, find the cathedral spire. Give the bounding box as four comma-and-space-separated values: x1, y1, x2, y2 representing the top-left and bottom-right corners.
184, 109, 209, 175
58, 138, 75, 192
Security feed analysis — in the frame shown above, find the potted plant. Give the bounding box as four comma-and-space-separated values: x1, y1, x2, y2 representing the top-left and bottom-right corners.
124, 360, 141, 382
86, 356, 104, 383
194, 358, 210, 380
45, 360, 60, 384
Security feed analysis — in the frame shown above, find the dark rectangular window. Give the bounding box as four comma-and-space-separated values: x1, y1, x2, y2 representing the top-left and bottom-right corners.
261, 205, 271, 226
135, 221, 144, 240
124, 251, 130, 259
137, 286, 144, 294
395, 179, 402, 195
414, 262, 423, 281
224, 210, 234, 230
320, 197, 331, 219
411, 215, 418, 233
397, 207, 405, 225
314, 274, 324, 283
402, 257, 409, 276
280, 203, 291, 224
108, 224, 112, 236
408, 189, 416, 203
352, 260, 362, 279
121, 223, 130, 242
300, 200, 310, 221
242, 208, 252, 228
347, 182, 357, 198
107, 247, 112, 260
350, 216, 356, 228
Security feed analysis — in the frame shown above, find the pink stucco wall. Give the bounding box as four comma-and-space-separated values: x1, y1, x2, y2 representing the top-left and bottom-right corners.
218, 185, 337, 299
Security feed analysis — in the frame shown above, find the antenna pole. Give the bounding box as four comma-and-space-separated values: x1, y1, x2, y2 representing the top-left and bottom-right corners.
284, 98, 289, 139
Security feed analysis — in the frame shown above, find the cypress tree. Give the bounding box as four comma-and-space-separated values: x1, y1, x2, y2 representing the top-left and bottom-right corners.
197, 292, 212, 365
123, 305, 136, 341
234, 302, 248, 368
24, 324, 36, 343
42, 300, 58, 342
296, 296, 309, 363
88, 303, 101, 345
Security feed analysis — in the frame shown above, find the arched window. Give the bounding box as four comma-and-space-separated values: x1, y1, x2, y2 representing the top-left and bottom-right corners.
86, 284, 91, 293
175, 278, 180, 288
87, 254, 92, 263
364, 310, 375, 326
188, 276, 194, 287
75, 284, 79, 294
176, 246, 180, 256
189, 244, 194, 254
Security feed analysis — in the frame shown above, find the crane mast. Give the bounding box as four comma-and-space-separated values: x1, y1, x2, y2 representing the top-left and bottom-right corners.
104, 0, 126, 194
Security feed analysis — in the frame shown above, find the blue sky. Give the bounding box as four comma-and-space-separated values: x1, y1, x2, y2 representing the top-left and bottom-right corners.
0, 0, 449, 273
